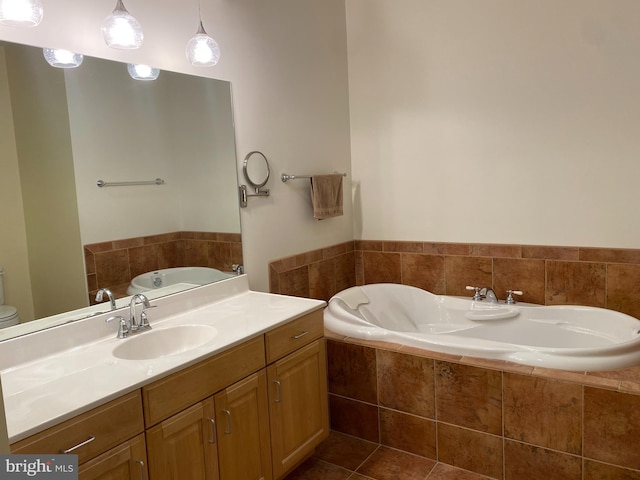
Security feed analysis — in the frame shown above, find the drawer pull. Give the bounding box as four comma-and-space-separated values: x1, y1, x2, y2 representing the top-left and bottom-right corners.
60, 435, 95, 453
135, 459, 146, 480
274, 380, 282, 403
222, 409, 232, 435
291, 331, 308, 340
207, 418, 216, 444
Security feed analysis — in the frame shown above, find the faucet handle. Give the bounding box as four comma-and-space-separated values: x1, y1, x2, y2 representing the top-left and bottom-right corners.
106, 315, 129, 338
139, 305, 156, 330
465, 286, 483, 301
232, 264, 244, 275
505, 290, 523, 305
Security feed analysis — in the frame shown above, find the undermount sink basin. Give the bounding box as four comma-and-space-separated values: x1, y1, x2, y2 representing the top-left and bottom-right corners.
112, 325, 218, 361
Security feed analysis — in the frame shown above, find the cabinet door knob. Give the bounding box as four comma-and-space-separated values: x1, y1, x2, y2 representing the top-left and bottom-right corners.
60, 435, 95, 454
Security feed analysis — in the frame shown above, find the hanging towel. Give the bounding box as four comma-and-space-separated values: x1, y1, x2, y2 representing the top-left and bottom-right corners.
310, 174, 344, 220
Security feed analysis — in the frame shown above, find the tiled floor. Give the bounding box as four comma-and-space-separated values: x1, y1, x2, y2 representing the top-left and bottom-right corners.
284, 431, 495, 480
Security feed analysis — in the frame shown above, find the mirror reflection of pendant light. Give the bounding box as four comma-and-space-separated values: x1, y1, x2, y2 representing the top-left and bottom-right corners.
101, 0, 143, 49
186, 2, 220, 67
0, 0, 43, 27
127, 63, 160, 81
43, 48, 83, 68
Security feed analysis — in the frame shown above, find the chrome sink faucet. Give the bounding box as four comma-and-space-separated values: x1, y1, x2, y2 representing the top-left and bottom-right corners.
129, 293, 154, 332
95, 288, 116, 310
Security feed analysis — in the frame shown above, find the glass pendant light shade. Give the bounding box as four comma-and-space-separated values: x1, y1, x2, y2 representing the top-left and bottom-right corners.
186, 21, 220, 67
101, 0, 143, 49
0, 0, 43, 27
127, 63, 160, 81
43, 48, 83, 68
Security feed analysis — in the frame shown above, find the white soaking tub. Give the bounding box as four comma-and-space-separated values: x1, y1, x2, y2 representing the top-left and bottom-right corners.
127, 267, 235, 295
324, 283, 640, 371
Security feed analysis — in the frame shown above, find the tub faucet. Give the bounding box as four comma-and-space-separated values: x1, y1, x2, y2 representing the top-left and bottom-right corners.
129, 294, 154, 332
95, 288, 116, 310
232, 264, 244, 275
480, 287, 499, 304
466, 286, 499, 303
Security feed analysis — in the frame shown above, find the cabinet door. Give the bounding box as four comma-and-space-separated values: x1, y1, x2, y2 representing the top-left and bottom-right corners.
267, 339, 329, 479
214, 370, 272, 480
146, 399, 219, 480
78, 434, 147, 480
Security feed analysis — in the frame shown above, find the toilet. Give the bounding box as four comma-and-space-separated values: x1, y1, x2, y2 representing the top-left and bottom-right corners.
0, 267, 20, 329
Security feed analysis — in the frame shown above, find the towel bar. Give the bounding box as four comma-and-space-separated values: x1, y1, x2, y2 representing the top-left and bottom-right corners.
281, 172, 347, 183
97, 178, 165, 187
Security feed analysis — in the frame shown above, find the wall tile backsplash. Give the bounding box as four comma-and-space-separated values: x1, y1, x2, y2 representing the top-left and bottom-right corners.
85, 231, 242, 302
269, 239, 640, 479
269, 239, 640, 319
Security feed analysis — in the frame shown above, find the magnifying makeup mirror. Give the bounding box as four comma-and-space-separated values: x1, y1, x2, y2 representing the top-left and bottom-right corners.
239, 151, 271, 207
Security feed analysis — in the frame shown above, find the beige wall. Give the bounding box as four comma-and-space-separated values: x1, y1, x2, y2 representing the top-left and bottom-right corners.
5, 46, 88, 319
347, 0, 640, 248
0, 0, 353, 293
0, 48, 34, 322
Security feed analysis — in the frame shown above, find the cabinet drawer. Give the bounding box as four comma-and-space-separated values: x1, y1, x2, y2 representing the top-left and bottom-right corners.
265, 310, 324, 363
11, 391, 144, 465
143, 335, 265, 427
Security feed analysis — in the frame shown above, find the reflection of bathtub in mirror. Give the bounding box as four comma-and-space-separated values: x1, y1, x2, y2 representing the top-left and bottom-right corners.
127, 267, 236, 295
0, 282, 200, 342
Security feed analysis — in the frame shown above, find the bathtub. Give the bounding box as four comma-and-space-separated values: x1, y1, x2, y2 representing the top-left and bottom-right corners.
324, 283, 640, 371
127, 267, 235, 295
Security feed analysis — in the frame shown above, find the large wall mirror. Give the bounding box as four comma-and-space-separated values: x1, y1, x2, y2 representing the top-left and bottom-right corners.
0, 41, 242, 341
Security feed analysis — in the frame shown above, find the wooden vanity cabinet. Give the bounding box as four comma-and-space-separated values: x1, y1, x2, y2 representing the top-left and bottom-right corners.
267, 339, 328, 478
10, 309, 328, 480
214, 370, 272, 480
146, 370, 273, 480
11, 391, 148, 480
146, 399, 219, 480
11, 391, 146, 473
78, 434, 147, 480
264, 310, 329, 479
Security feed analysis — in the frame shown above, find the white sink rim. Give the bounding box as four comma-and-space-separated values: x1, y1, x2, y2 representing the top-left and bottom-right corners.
111, 324, 218, 361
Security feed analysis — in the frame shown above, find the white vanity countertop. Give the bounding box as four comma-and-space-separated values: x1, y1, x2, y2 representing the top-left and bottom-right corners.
0, 276, 326, 443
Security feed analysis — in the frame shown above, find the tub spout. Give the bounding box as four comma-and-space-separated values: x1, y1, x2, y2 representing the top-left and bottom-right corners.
480, 287, 499, 304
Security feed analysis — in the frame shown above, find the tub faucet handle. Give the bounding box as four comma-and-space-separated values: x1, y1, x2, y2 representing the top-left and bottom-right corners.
466, 286, 483, 301
505, 290, 523, 305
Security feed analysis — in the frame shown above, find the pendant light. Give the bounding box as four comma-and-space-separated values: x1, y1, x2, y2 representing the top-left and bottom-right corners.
101, 0, 143, 49
0, 0, 43, 27
186, 3, 220, 67
127, 63, 160, 81
43, 48, 83, 68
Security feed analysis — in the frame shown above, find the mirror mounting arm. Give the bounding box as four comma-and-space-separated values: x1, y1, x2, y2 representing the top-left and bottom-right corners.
239, 185, 270, 208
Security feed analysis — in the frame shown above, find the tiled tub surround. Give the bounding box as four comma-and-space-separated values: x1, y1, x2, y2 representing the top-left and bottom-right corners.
325, 334, 640, 480
270, 240, 640, 320
85, 231, 242, 302
269, 240, 640, 479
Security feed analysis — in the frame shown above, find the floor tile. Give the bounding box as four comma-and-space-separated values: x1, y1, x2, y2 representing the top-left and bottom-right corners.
427, 463, 498, 479
356, 446, 436, 480
283, 457, 352, 480
314, 431, 378, 471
